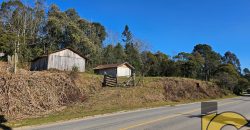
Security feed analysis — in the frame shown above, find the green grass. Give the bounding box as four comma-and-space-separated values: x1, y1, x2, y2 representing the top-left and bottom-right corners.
7, 94, 236, 128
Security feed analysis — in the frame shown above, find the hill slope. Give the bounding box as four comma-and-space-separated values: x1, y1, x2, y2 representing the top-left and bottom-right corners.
0, 62, 231, 126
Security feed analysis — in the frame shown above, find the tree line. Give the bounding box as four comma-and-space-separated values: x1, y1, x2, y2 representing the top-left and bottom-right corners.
0, 0, 249, 93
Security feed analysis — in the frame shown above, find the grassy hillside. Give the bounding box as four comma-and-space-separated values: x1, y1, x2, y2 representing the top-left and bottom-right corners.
0, 62, 233, 127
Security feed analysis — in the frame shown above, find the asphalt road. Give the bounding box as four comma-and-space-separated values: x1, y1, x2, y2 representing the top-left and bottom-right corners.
17, 96, 250, 130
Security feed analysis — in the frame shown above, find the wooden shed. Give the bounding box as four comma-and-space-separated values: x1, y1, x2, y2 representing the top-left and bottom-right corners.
94, 62, 135, 77
31, 48, 86, 72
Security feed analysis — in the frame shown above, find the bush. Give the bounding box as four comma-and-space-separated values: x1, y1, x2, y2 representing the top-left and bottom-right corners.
233, 87, 242, 95
215, 72, 238, 91
70, 66, 79, 79
247, 89, 250, 94
72, 66, 79, 72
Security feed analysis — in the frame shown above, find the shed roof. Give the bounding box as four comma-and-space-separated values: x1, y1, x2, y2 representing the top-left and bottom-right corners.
32, 48, 87, 62
93, 62, 135, 70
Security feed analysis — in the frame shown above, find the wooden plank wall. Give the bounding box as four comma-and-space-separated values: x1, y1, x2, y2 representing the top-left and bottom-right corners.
47, 49, 85, 72
30, 57, 48, 71
103, 75, 117, 87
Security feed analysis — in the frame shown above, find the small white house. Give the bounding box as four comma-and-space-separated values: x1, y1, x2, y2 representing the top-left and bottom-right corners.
31, 48, 86, 72
94, 62, 135, 77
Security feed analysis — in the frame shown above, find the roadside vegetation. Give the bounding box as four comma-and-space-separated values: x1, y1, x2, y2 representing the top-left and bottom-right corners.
0, 0, 249, 128
0, 65, 234, 127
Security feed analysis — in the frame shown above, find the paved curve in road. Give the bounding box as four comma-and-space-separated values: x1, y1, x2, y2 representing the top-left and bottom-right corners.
16, 96, 250, 130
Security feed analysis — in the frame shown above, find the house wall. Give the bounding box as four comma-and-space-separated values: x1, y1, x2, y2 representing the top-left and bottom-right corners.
31, 57, 48, 71
117, 64, 131, 77
47, 49, 85, 72
95, 68, 117, 77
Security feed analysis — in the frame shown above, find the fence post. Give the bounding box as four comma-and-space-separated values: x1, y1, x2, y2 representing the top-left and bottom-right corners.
133, 73, 136, 86
115, 75, 118, 87
103, 74, 106, 87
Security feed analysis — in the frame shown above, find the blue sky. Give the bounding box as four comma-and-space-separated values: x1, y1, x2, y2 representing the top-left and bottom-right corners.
3, 0, 250, 69
48, 0, 250, 69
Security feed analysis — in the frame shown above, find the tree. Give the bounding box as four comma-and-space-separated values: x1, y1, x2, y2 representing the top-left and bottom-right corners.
190, 52, 205, 79
140, 51, 150, 76
102, 44, 115, 64
192, 44, 222, 81
43, 3, 107, 68
215, 64, 240, 78
215, 64, 239, 90
0, 0, 47, 68
140, 51, 170, 76
141, 51, 158, 76
243, 68, 250, 75
155, 51, 169, 76
90, 22, 106, 47
174, 52, 194, 77
122, 25, 132, 44
164, 60, 181, 77
174, 52, 191, 62
45, 4, 67, 51
65, 8, 80, 22
0, 0, 25, 55
113, 43, 126, 63
243, 68, 250, 84
124, 42, 142, 73
173, 52, 204, 78
214, 63, 245, 94
235, 78, 249, 95
223, 51, 241, 73
122, 25, 142, 73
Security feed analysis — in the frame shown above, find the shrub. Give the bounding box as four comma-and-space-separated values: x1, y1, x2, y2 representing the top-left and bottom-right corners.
72, 66, 79, 72
70, 66, 79, 79
215, 72, 238, 91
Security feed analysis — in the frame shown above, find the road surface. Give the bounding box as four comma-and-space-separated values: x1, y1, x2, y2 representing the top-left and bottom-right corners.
17, 96, 250, 130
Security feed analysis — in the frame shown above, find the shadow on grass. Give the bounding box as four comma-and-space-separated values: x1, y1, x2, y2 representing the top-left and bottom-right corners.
0, 115, 12, 130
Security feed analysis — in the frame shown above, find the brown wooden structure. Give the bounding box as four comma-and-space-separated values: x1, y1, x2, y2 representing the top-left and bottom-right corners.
102, 73, 136, 87
103, 75, 118, 87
